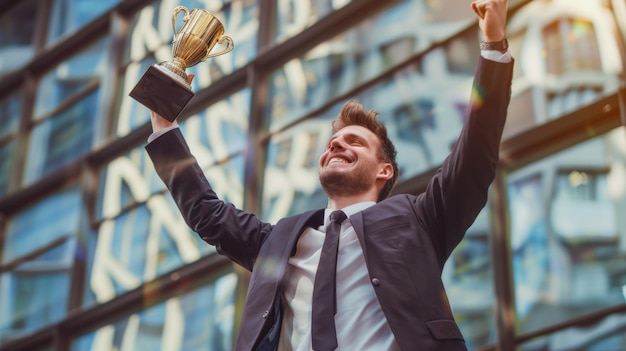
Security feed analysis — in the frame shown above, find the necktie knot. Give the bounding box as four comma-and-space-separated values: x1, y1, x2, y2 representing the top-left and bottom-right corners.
329, 210, 346, 225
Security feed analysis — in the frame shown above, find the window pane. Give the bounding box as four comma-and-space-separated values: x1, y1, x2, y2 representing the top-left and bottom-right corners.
0, 141, 14, 198
87, 202, 208, 305
24, 88, 100, 184
0, 0, 38, 75
267, 1, 477, 130
0, 187, 81, 344
504, 1, 623, 137
263, 116, 333, 222
2, 187, 81, 262
73, 272, 237, 351
444, 207, 496, 350
518, 311, 626, 351
118, 0, 258, 136
274, 0, 351, 42
91, 147, 244, 305
508, 127, 626, 335
0, 268, 72, 344
99, 89, 249, 222
96, 146, 168, 221
34, 36, 110, 119
46, 0, 120, 44
0, 92, 21, 139
273, 0, 477, 44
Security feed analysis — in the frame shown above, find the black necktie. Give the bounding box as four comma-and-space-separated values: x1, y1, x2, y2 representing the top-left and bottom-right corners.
311, 210, 347, 351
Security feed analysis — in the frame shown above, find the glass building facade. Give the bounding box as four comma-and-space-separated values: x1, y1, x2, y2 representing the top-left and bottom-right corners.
1, 0, 625, 350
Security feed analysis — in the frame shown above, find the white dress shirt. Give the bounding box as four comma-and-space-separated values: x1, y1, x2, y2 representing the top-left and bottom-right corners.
277, 202, 401, 351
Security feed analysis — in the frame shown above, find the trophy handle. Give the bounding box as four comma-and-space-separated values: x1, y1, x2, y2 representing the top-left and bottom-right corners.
203, 36, 234, 60
172, 6, 189, 36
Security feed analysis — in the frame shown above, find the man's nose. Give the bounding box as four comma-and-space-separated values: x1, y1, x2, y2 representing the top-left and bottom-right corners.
329, 138, 345, 151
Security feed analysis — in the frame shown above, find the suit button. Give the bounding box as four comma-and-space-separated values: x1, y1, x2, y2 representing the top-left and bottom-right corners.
371, 278, 380, 286
262, 311, 269, 319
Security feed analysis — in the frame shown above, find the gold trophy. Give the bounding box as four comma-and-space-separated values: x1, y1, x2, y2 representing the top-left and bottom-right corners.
130, 6, 234, 121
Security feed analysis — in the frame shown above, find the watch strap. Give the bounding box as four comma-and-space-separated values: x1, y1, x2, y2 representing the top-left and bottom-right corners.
480, 38, 509, 53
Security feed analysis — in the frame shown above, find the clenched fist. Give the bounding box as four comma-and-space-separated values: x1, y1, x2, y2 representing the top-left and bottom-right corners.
471, 0, 508, 42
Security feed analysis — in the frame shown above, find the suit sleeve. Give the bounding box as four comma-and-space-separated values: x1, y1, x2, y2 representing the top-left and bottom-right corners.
146, 128, 272, 271
416, 56, 514, 264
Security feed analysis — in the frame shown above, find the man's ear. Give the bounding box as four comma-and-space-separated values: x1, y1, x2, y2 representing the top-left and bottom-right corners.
376, 163, 394, 181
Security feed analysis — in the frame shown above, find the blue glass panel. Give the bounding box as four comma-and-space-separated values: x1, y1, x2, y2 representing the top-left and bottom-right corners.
0, 188, 80, 344
95, 145, 168, 221
2, 187, 81, 262
24, 88, 99, 184
0, 270, 71, 341
72, 272, 237, 351
275, 0, 352, 42
0, 141, 14, 197
84, 193, 213, 308
99, 89, 249, 222
518, 312, 626, 350
0, 0, 38, 75
117, 56, 154, 134
508, 127, 626, 335
179, 89, 250, 162
267, 0, 477, 130
46, 0, 120, 44
35, 36, 110, 119
443, 207, 496, 350
0, 93, 21, 139
262, 117, 333, 222
89, 173, 228, 304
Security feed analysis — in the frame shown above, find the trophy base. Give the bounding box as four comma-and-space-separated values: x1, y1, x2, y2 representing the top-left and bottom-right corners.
129, 64, 194, 122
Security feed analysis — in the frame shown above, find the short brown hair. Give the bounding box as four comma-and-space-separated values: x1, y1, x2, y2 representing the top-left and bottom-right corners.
332, 100, 398, 201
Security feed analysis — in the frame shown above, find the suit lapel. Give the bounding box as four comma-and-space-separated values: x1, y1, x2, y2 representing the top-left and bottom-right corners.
239, 208, 325, 349
349, 211, 368, 263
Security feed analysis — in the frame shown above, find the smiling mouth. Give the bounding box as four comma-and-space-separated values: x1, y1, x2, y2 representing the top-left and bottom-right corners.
328, 156, 352, 165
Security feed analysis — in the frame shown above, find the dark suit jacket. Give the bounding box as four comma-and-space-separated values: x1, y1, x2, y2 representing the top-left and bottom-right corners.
146, 57, 513, 351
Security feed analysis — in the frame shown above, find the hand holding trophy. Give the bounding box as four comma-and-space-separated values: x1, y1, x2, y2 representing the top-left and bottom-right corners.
130, 6, 234, 121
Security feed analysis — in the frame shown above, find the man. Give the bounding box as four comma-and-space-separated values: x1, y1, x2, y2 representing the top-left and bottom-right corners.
145, 1, 513, 350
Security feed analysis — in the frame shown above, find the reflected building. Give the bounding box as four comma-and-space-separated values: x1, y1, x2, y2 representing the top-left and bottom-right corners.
0, 0, 625, 350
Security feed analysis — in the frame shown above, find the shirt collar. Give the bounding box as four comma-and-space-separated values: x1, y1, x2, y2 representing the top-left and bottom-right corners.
323, 201, 376, 227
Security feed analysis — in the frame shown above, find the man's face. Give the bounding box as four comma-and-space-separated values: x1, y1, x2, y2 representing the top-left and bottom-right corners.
318, 125, 390, 198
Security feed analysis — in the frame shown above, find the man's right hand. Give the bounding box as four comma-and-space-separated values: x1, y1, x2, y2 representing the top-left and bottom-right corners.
471, 0, 508, 43
149, 74, 195, 132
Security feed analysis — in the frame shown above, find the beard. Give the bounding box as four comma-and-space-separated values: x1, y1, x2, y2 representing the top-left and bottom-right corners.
319, 165, 372, 198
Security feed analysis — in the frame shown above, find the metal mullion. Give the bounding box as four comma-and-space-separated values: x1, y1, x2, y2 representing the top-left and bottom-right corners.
242, 0, 275, 216
489, 170, 517, 351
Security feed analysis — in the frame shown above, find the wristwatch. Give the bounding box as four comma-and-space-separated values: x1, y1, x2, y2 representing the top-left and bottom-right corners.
480, 38, 509, 53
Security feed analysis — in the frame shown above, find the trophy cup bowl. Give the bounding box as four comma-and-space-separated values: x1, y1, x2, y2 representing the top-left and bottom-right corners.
129, 6, 234, 121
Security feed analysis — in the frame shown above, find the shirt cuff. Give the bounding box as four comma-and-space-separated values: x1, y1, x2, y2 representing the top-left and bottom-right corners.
148, 125, 179, 143
481, 49, 513, 63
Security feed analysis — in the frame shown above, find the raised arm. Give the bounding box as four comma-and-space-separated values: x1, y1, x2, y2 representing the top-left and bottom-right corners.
416, 0, 513, 261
